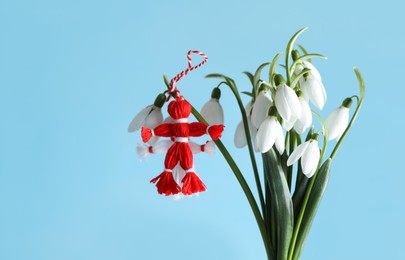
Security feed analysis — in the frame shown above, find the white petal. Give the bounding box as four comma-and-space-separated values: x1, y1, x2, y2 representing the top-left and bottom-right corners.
251, 91, 272, 129
301, 141, 320, 175
306, 76, 326, 110
282, 117, 295, 131
144, 108, 164, 128
128, 105, 153, 132
287, 141, 310, 166
325, 107, 349, 141
152, 140, 173, 154
300, 97, 312, 127
200, 98, 224, 125
234, 120, 247, 148
294, 97, 312, 133
305, 166, 317, 178
275, 121, 285, 154
275, 85, 291, 121
303, 61, 322, 81
286, 86, 302, 119
256, 117, 278, 153
164, 116, 175, 124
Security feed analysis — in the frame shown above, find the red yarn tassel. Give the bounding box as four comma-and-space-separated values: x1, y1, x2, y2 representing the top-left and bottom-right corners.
150, 171, 181, 196
141, 127, 152, 142
181, 172, 207, 195
208, 125, 225, 140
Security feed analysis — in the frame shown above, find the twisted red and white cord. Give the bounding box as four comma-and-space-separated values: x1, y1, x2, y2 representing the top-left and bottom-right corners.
168, 50, 208, 100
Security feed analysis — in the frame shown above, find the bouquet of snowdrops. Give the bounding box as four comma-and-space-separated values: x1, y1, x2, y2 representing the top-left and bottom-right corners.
129, 28, 365, 260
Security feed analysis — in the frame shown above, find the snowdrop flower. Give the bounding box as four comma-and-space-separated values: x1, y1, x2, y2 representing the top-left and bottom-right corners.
251, 89, 273, 129
200, 87, 224, 125
295, 61, 327, 110
234, 101, 257, 148
128, 93, 165, 144
255, 106, 285, 154
274, 75, 302, 125
293, 93, 313, 134
325, 98, 352, 141
287, 138, 320, 178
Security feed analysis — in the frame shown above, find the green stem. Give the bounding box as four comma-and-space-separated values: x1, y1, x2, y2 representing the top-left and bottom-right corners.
192, 107, 273, 260
229, 83, 266, 215
206, 75, 265, 216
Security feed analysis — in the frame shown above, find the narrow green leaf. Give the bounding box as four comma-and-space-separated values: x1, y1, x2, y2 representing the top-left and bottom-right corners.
291, 159, 332, 260
243, 71, 255, 87
163, 74, 170, 89
354, 67, 365, 101
290, 69, 308, 89
241, 91, 254, 97
262, 149, 294, 260
297, 44, 309, 56
285, 27, 308, 84
205, 73, 227, 79
269, 53, 282, 87
253, 62, 270, 98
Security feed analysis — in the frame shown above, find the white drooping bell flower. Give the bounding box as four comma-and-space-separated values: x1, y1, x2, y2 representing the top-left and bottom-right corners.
255, 106, 285, 154
274, 75, 302, 127
251, 88, 273, 129
287, 137, 320, 178
293, 93, 313, 134
234, 101, 257, 149
128, 93, 165, 144
325, 98, 352, 141
295, 59, 327, 110
200, 87, 224, 125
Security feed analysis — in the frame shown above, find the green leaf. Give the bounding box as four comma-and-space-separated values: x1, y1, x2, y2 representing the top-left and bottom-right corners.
297, 44, 309, 55
354, 67, 366, 101
269, 53, 281, 87
205, 73, 228, 79
291, 159, 331, 260
241, 91, 253, 97
290, 69, 309, 89
163, 74, 170, 89
243, 71, 255, 87
253, 62, 270, 98
262, 149, 294, 260
285, 27, 308, 84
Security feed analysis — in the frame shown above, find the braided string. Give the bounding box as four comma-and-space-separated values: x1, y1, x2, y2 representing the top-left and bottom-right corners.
168, 50, 208, 100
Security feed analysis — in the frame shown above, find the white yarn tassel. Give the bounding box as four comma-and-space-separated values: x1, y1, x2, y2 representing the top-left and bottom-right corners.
204, 141, 215, 156
152, 140, 174, 154
189, 141, 202, 154
136, 143, 150, 160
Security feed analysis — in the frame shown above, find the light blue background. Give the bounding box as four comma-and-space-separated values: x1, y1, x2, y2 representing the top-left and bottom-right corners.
0, 0, 402, 259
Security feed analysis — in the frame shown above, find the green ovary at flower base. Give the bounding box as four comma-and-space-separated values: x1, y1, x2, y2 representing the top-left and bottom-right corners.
204, 28, 365, 260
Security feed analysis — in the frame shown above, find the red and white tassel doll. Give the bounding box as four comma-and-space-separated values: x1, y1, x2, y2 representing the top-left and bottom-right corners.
141, 97, 224, 196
